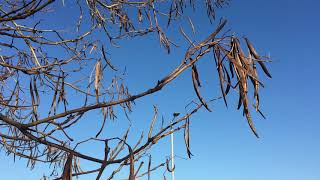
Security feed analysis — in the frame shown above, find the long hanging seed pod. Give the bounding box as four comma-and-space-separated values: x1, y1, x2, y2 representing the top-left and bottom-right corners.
33, 77, 39, 104
29, 80, 38, 121
244, 38, 272, 78
214, 47, 228, 107
191, 65, 212, 112
184, 117, 193, 158
223, 66, 231, 95
95, 60, 102, 103
248, 53, 260, 111
222, 38, 260, 137
242, 90, 259, 138
49, 77, 60, 116
192, 64, 201, 87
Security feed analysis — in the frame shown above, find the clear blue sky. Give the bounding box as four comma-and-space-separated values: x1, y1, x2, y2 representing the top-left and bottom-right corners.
1, 0, 320, 179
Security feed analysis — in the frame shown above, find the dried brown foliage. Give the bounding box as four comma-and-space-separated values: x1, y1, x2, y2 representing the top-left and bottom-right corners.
0, 0, 271, 179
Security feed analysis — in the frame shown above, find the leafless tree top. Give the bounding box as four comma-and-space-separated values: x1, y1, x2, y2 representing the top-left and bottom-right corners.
0, 0, 271, 179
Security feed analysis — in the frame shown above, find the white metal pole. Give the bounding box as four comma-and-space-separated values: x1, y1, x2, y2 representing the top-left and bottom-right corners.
170, 125, 175, 180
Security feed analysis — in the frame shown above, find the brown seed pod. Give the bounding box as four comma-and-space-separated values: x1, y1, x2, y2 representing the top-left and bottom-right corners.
191, 65, 212, 112
95, 60, 102, 102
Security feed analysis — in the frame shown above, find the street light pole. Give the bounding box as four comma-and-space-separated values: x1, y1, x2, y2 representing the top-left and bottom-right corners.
170, 112, 180, 180
170, 125, 175, 180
